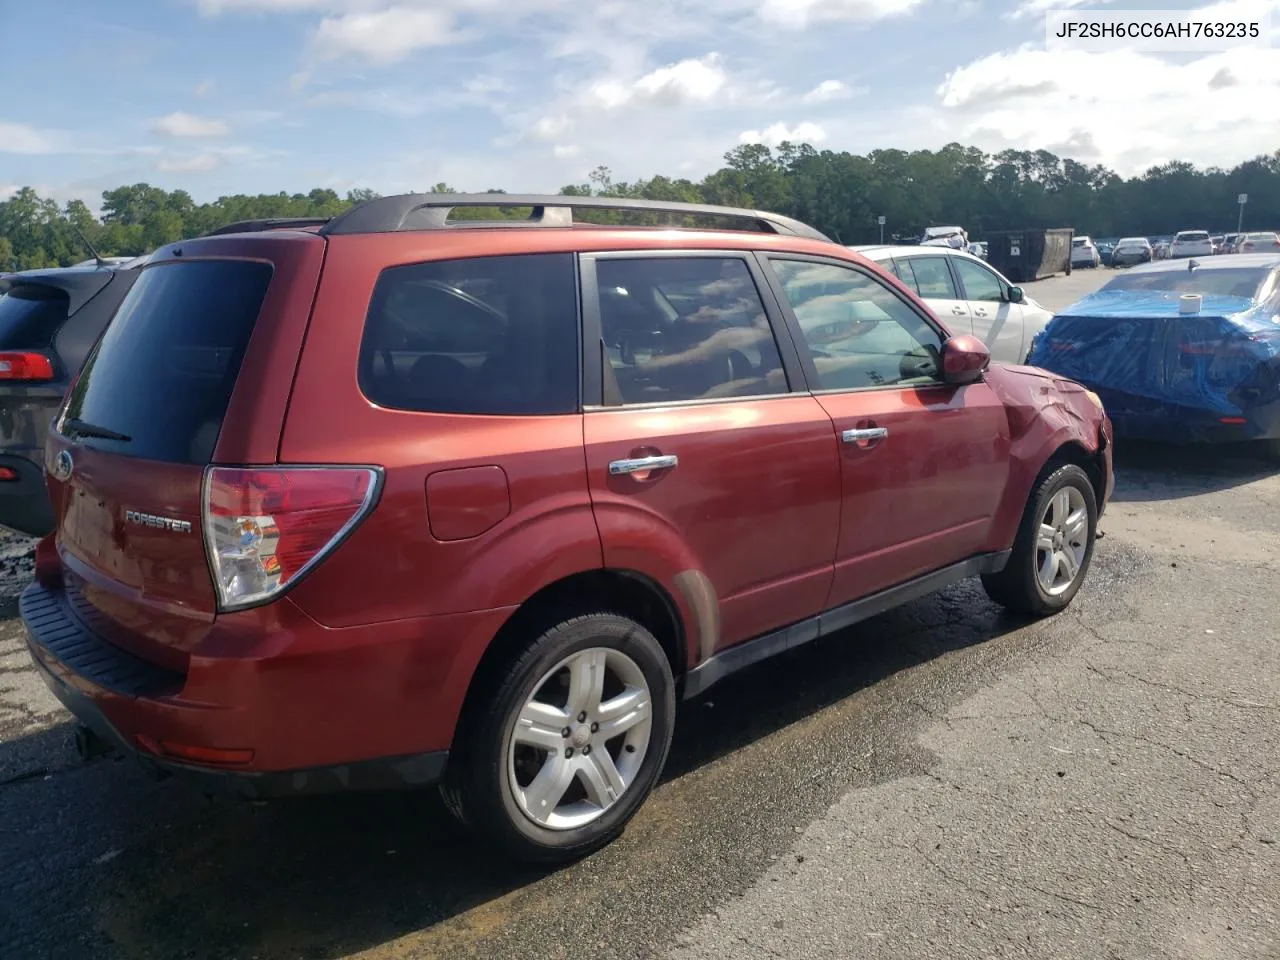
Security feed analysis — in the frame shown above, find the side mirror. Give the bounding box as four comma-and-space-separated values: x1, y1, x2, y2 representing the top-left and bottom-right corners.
942, 334, 990, 385
1008, 285, 1026, 304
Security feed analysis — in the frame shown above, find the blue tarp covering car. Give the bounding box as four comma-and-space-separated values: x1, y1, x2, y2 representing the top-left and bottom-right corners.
1027, 255, 1280, 450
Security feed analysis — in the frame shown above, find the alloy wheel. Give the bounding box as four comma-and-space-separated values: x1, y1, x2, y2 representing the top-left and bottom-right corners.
1035, 486, 1089, 596
507, 647, 653, 831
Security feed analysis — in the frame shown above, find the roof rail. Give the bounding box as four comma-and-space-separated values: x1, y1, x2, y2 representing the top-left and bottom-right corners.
203, 217, 333, 237
317, 194, 833, 242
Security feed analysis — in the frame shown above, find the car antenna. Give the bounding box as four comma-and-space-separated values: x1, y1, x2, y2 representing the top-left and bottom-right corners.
72, 225, 108, 268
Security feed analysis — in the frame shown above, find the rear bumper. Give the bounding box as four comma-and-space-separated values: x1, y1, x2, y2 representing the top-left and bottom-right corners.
0, 452, 55, 538
1104, 410, 1279, 445
21, 581, 515, 798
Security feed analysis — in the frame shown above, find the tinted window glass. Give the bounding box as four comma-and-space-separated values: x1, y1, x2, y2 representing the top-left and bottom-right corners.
0, 288, 68, 349
360, 253, 578, 415
596, 257, 787, 404
771, 259, 944, 391
952, 258, 1005, 303
61, 260, 272, 463
904, 257, 959, 299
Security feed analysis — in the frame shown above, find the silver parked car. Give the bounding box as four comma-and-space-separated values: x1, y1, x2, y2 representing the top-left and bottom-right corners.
851, 244, 1054, 364
1110, 237, 1153, 267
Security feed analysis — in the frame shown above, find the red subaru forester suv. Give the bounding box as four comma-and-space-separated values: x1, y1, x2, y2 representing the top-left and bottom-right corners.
22, 195, 1112, 862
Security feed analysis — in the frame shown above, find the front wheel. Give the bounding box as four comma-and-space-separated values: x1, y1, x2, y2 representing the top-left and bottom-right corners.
982, 463, 1098, 616
440, 613, 676, 863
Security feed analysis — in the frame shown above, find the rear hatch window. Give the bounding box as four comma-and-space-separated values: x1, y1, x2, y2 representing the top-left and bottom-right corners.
61, 259, 273, 463
0, 286, 69, 348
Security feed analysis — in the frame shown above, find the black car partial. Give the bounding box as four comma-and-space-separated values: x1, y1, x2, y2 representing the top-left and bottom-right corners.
0, 260, 144, 536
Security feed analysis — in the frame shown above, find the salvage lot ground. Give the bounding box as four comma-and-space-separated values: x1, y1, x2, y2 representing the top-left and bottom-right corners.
3, 267, 1278, 960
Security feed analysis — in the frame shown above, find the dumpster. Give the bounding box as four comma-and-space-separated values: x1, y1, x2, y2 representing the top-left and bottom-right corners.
984, 227, 1074, 283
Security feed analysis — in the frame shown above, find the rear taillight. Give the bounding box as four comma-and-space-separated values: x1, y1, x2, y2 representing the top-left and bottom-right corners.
0, 352, 54, 381
202, 466, 379, 611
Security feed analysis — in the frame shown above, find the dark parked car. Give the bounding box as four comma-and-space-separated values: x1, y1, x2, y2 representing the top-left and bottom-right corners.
0, 261, 143, 535
21, 195, 1111, 863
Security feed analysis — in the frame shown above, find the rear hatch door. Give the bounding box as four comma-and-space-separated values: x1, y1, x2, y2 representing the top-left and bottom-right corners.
46, 235, 325, 669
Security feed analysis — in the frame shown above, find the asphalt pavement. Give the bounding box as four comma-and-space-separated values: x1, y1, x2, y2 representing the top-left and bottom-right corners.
2, 266, 1278, 959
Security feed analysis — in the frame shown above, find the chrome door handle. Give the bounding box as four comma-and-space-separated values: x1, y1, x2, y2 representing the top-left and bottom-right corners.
609, 454, 678, 475
842, 427, 888, 443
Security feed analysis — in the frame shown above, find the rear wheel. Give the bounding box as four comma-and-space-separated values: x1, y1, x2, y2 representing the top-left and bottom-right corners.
982, 463, 1097, 616
441, 613, 676, 863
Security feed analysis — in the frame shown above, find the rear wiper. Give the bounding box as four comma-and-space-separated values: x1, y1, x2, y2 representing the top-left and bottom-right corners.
62, 418, 132, 442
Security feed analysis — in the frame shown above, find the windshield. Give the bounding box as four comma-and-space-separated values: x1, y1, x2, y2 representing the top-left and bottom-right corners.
1176, 232, 1210, 241
1101, 266, 1273, 300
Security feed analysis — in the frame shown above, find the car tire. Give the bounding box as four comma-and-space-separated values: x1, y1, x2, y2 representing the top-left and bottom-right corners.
440, 612, 676, 864
981, 463, 1098, 617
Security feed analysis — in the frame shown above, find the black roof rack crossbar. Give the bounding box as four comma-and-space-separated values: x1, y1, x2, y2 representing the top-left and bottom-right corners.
318, 194, 832, 242
203, 217, 333, 237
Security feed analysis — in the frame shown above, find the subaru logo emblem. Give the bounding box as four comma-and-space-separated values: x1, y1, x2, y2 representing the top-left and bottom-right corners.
52, 449, 74, 482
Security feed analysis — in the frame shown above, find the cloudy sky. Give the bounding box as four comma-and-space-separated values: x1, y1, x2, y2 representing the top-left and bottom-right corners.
2, 0, 1278, 207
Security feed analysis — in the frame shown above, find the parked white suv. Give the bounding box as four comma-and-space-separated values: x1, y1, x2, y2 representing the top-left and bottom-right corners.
1070, 236, 1101, 268
852, 245, 1054, 364
1168, 230, 1214, 258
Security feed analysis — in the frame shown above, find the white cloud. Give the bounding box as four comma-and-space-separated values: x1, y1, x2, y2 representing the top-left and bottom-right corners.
1007, 0, 1113, 21
802, 79, 857, 103
552, 144, 581, 158
531, 114, 574, 141
312, 7, 463, 63
589, 54, 730, 110
0, 121, 64, 154
758, 0, 927, 28
150, 111, 230, 138
195, 78, 215, 97
934, 44, 1280, 174
739, 122, 828, 147
156, 151, 230, 174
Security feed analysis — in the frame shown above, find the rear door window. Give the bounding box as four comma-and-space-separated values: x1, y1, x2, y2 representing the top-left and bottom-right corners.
60, 259, 273, 463
903, 257, 960, 299
359, 253, 579, 415
0, 288, 69, 349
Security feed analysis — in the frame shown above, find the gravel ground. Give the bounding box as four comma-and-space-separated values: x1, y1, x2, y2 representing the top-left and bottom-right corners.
2, 268, 1278, 960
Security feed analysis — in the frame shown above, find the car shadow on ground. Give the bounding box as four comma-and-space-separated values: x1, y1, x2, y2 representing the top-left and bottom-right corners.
1110, 439, 1276, 502
0, 580, 1031, 960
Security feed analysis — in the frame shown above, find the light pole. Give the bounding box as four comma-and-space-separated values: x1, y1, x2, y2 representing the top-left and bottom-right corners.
1237, 193, 1248, 234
